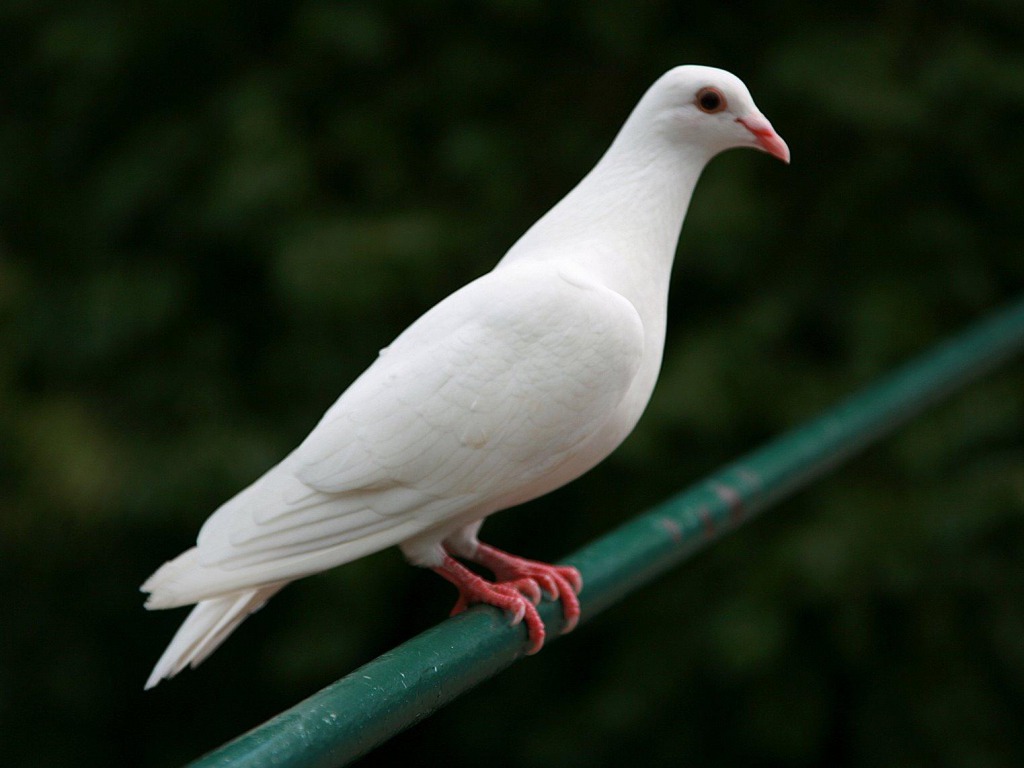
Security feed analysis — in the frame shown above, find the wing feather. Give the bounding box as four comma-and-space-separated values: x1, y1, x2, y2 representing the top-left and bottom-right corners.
149, 263, 644, 605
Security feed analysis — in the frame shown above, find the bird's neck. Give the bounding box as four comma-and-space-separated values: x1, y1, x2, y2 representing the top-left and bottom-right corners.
499, 132, 710, 315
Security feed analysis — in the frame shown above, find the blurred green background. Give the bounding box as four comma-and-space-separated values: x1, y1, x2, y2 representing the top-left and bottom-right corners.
2, 1, 1024, 766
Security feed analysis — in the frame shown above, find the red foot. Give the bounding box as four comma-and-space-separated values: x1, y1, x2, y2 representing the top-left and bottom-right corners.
470, 543, 583, 633
433, 543, 584, 653
433, 555, 547, 653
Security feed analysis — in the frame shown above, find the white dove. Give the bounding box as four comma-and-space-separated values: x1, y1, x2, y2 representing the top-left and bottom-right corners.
142, 65, 789, 689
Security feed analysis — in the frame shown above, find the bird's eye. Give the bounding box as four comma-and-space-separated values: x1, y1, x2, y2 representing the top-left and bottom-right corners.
696, 87, 727, 114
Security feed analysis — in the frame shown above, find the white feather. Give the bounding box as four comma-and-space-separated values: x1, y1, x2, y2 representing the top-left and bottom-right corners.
144, 583, 285, 690
142, 64, 788, 687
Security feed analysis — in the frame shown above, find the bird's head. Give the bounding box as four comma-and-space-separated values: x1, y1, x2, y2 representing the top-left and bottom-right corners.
645, 65, 790, 164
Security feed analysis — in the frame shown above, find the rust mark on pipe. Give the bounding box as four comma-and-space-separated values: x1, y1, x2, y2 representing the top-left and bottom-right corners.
711, 481, 744, 523
696, 505, 715, 539
660, 518, 683, 544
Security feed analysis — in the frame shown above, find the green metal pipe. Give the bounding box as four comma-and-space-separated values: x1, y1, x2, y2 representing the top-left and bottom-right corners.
188, 297, 1024, 768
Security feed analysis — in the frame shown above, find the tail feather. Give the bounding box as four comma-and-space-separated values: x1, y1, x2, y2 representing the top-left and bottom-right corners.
144, 582, 286, 690
141, 548, 202, 609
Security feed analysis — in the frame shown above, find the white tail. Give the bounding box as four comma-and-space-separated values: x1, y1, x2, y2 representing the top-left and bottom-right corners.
144, 582, 286, 690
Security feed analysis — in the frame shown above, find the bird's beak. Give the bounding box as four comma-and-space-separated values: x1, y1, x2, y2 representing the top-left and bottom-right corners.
737, 114, 790, 164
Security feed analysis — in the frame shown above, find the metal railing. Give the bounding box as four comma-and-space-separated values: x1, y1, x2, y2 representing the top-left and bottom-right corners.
188, 297, 1024, 768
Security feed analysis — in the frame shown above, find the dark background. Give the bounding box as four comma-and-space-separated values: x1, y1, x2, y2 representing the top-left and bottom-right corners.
3, 1, 1024, 766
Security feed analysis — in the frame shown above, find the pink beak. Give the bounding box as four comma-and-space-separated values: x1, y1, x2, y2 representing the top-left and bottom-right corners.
737, 114, 790, 164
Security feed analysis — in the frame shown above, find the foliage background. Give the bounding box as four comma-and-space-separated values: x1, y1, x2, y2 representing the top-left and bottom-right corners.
2, 1, 1024, 766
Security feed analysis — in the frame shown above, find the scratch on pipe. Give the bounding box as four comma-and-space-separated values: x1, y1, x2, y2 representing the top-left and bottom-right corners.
711, 481, 744, 523
696, 505, 715, 539
660, 518, 683, 544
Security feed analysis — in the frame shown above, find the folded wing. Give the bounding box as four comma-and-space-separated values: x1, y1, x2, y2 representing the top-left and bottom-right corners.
144, 263, 644, 606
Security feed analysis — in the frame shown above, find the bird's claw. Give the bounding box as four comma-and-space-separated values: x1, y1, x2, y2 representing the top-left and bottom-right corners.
441, 571, 543, 651
507, 577, 543, 605
469, 544, 583, 635
435, 548, 583, 654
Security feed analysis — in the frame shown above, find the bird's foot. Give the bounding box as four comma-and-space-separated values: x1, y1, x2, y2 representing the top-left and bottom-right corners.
433, 555, 546, 653
467, 543, 583, 633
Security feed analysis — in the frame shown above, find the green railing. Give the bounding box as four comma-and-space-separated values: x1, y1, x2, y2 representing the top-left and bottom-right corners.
188, 297, 1024, 768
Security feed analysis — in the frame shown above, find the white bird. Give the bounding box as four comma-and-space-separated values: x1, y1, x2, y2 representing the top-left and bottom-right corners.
142, 65, 789, 689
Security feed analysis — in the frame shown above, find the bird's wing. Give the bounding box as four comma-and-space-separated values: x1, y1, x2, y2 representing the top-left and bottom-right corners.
297, 263, 645, 497
187, 262, 643, 587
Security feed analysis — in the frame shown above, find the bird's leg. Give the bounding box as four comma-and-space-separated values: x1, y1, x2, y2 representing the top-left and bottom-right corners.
431, 555, 546, 653
463, 543, 583, 634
